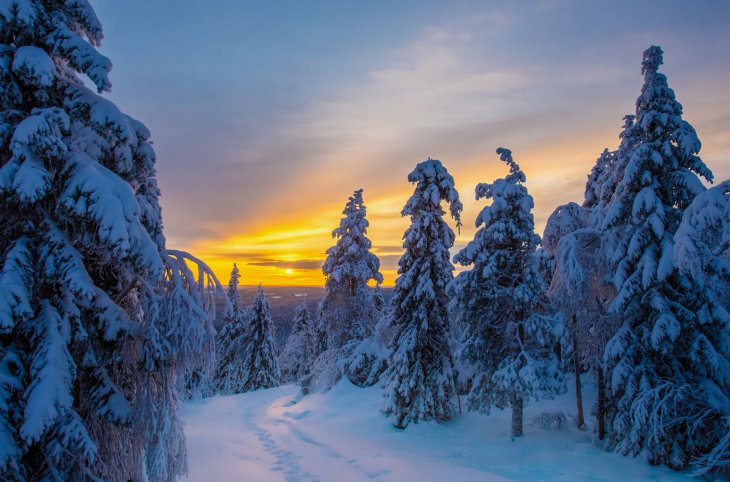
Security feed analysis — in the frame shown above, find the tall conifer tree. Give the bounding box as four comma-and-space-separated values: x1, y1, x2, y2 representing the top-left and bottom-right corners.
280, 303, 316, 384
226, 262, 242, 311
451, 149, 562, 437
381, 159, 462, 428
213, 264, 251, 395
0, 2, 221, 480
312, 189, 384, 389
240, 287, 280, 392
602, 46, 728, 471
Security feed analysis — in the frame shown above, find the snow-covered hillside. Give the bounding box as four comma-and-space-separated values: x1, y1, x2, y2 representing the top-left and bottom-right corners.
182, 379, 686, 481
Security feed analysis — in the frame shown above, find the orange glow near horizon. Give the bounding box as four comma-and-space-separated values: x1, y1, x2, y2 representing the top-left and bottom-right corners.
176, 131, 628, 288
185, 193, 409, 287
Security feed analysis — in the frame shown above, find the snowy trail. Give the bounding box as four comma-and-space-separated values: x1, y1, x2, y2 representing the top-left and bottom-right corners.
242, 407, 315, 481
182, 381, 688, 482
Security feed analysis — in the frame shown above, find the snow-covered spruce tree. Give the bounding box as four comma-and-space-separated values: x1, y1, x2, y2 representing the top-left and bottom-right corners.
280, 302, 316, 384
213, 263, 252, 395
674, 180, 730, 476
239, 286, 280, 392
381, 158, 462, 429
541, 202, 588, 256
544, 143, 641, 436
452, 148, 563, 438
602, 46, 728, 472
0, 2, 223, 480
533, 246, 555, 292
544, 203, 618, 435
311, 188, 384, 389
582, 116, 641, 231
583, 148, 615, 212
674, 181, 730, 312
226, 262, 242, 311
604, 115, 640, 213
350, 300, 393, 387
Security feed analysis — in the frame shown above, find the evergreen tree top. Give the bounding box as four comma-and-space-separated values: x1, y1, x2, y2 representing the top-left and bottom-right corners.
583, 149, 613, 209
636, 45, 684, 126
403, 158, 462, 230
641, 45, 663, 76
613, 115, 638, 172
228, 263, 241, 286
322, 188, 383, 288
291, 302, 311, 331
604, 45, 713, 232
473, 148, 535, 227
253, 285, 270, 312
333, 188, 369, 238
455, 148, 538, 269
294, 300, 309, 315
634, 45, 707, 182
496, 147, 526, 185
228, 263, 240, 285
542, 202, 588, 256
226, 263, 242, 308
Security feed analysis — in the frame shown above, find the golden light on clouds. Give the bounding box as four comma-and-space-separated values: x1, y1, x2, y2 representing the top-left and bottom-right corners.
186, 134, 614, 287
181, 115, 727, 289
184, 188, 414, 287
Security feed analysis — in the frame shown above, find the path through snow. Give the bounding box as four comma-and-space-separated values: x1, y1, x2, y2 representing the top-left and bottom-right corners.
182, 380, 687, 481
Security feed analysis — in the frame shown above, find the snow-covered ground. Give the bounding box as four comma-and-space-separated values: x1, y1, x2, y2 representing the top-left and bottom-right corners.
182, 379, 687, 481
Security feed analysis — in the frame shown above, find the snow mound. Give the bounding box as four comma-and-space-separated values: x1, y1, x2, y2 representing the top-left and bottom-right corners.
530, 411, 567, 432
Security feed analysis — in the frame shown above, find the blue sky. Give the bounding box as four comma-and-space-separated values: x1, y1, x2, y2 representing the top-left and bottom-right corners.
93, 0, 730, 284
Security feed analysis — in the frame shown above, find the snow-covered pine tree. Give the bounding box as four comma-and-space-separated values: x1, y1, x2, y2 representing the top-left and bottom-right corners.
239, 286, 280, 392
280, 302, 316, 383
213, 264, 252, 395
674, 181, 730, 476
226, 262, 242, 311
600, 115, 639, 222
0, 2, 223, 480
674, 181, 730, 311
582, 116, 642, 231
542, 202, 588, 255
381, 158, 462, 429
544, 204, 617, 434
544, 129, 645, 437
583, 149, 615, 212
602, 46, 728, 472
452, 148, 563, 438
311, 188, 384, 389
534, 246, 555, 292
346, 301, 392, 387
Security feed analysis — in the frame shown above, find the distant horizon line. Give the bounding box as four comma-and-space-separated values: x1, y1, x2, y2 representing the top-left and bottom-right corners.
232, 284, 395, 288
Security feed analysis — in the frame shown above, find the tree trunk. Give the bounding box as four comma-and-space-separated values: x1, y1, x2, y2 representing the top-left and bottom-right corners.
511, 394, 524, 438
572, 315, 585, 429
597, 366, 606, 440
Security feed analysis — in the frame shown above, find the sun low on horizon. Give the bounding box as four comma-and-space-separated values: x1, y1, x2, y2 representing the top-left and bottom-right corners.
94, 0, 730, 287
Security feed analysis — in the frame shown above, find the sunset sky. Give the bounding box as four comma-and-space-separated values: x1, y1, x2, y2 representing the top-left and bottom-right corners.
94, 0, 730, 286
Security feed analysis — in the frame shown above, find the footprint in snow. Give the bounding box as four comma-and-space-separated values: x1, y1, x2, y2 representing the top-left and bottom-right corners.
243, 408, 319, 482
283, 410, 310, 420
